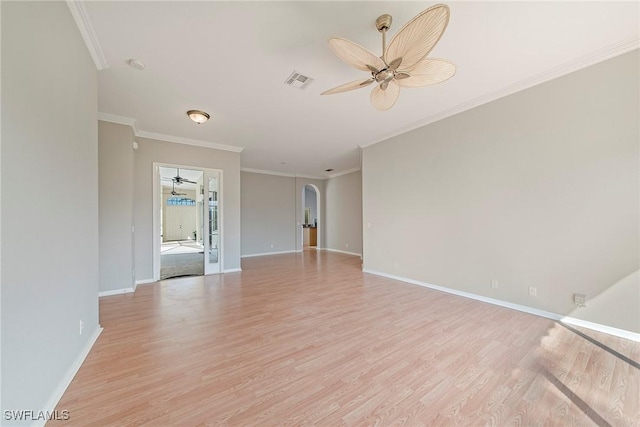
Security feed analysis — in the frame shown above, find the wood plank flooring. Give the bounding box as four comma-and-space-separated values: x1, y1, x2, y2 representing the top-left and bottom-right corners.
51, 251, 640, 426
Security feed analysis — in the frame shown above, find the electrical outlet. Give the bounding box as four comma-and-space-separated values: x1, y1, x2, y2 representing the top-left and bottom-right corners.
345, 243, 349, 248
270, 244, 274, 249
574, 293, 586, 308
491, 280, 499, 289
528, 286, 537, 297
79, 319, 85, 336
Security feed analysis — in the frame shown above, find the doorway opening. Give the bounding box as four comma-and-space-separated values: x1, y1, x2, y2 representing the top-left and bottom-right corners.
154, 164, 223, 280
302, 184, 320, 249
159, 166, 203, 279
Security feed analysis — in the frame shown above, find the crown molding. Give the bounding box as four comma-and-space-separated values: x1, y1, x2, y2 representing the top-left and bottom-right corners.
296, 174, 326, 180
97, 113, 243, 153
241, 168, 296, 178
66, 1, 108, 70
241, 167, 358, 180
361, 37, 640, 149
97, 113, 138, 134
136, 130, 244, 153
327, 168, 360, 179
241, 168, 325, 180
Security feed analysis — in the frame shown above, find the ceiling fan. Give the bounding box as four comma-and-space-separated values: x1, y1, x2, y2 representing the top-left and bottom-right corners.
169, 182, 187, 196
171, 168, 197, 185
321, 3, 456, 111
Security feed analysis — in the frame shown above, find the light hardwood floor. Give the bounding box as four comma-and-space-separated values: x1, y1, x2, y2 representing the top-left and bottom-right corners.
51, 251, 639, 426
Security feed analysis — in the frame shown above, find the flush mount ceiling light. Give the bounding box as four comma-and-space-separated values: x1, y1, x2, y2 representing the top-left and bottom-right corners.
186, 110, 210, 124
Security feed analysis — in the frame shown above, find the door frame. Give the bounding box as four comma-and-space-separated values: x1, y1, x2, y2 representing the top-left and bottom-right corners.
202, 169, 222, 275
152, 162, 224, 281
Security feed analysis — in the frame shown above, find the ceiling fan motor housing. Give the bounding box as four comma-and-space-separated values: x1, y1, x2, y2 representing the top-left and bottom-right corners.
376, 14, 392, 32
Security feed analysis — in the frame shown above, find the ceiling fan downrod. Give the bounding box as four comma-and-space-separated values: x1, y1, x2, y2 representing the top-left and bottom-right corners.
376, 14, 392, 60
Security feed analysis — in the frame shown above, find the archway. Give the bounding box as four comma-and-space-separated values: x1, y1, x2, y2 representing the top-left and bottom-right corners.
301, 184, 321, 249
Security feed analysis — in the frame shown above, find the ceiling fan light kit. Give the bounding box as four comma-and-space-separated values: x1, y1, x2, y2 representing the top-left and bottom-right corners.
322, 3, 456, 111
187, 110, 210, 124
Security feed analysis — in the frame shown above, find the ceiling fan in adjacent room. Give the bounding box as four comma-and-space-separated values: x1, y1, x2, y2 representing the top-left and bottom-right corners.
322, 3, 456, 111
162, 169, 197, 185
169, 182, 187, 196
171, 168, 197, 185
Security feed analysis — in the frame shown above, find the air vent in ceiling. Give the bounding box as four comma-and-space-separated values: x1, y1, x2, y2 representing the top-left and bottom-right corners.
284, 71, 313, 89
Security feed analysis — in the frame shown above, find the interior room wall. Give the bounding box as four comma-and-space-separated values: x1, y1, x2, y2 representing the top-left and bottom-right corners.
132, 136, 241, 278
1, 1, 100, 419
241, 171, 296, 256
162, 188, 197, 242
362, 50, 639, 333
325, 170, 363, 256
240, 172, 327, 256
98, 121, 134, 293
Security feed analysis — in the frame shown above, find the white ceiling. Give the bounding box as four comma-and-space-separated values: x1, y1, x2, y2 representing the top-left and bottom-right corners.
85, 1, 639, 178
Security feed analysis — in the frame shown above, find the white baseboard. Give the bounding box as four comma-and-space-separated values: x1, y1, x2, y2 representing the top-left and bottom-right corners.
557, 316, 640, 342
98, 287, 134, 297
321, 248, 362, 258
37, 326, 103, 426
135, 278, 156, 286
241, 250, 297, 258
363, 269, 640, 343
223, 268, 242, 273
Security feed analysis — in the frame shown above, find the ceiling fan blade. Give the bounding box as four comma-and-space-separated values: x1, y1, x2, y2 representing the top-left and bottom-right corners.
328, 38, 386, 72
366, 64, 380, 74
397, 58, 456, 88
385, 4, 450, 70
388, 57, 403, 71
321, 78, 374, 95
370, 81, 400, 111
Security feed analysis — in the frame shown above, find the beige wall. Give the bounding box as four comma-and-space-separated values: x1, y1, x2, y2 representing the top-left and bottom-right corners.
133, 137, 241, 279
241, 172, 296, 255
1, 1, 100, 416
99, 121, 135, 292
325, 171, 363, 255
240, 172, 327, 256
362, 50, 639, 333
